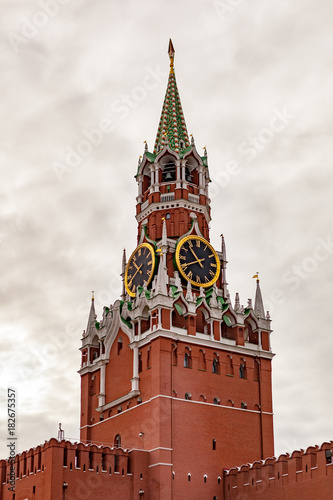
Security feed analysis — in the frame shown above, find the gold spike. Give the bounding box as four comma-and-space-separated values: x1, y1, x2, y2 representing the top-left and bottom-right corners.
168, 39, 175, 74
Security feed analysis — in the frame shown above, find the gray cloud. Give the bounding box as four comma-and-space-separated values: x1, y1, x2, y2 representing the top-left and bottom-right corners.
1, 0, 333, 460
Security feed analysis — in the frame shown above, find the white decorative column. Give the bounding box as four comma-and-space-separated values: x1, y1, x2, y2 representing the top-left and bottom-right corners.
131, 344, 140, 391
98, 363, 106, 407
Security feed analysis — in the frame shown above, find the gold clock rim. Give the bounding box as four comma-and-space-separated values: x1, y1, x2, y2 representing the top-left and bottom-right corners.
125, 243, 156, 297
175, 235, 220, 288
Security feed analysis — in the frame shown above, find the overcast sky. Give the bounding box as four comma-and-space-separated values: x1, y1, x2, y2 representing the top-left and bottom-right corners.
1, 0, 332, 461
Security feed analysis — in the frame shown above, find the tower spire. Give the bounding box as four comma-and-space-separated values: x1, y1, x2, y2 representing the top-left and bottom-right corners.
154, 40, 190, 154
254, 275, 265, 318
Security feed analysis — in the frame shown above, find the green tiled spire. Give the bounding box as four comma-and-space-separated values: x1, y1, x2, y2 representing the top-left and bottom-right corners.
154, 40, 190, 155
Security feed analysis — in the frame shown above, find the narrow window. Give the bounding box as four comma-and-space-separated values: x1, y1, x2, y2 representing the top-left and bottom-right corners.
239, 358, 247, 379
212, 353, 220, 374
212, 439, 216, 450
184, 348, 191, 368
241, 402, 247, 409
188, 473, 191, 482
114, 434, 121, 447
166, 212, 171, 219
63, 448, 67, 467
213, 398, 220, 405
218, 477, 221, 484
204, 474, 207, 483
185, 393, 191, 400
117, 337, 123, 355
88, 452, 93, 470
325, 450, 332, 464
117, 406, 122, 414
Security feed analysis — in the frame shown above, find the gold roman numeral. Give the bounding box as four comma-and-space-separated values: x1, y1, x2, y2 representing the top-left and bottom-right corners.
187, 271, 193, 279
196, 239, 200, 248
209, 270, 215, 277
196, 275, 201, 283
179, 255, 186, 260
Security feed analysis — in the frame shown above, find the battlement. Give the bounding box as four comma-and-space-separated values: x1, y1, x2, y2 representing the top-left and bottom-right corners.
0, 438, 148, 500
224, 441, 333, 499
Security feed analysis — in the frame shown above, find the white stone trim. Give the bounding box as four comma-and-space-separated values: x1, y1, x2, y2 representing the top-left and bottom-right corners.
136, 199, 211, 225
148, 462, 173, 468
129, 328, 275, 359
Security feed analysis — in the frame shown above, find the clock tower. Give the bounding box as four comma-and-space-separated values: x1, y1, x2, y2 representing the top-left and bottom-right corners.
79, 40, 274, 500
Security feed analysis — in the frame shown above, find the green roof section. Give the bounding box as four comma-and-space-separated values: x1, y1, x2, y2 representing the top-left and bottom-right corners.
154, 40, 190, 155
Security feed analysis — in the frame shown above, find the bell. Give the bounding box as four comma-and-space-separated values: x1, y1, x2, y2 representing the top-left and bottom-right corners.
164, 172, 173, 181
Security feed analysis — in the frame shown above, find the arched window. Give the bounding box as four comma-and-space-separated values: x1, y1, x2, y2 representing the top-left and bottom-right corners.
137, 397, 142, 405
117, 337, 123, 355
196, 309, 207, 334
166, 212, 171, 219
93, 350, 98, 360
226, 355, 234, 376
212, 439, 216, 450
118, 405, 122, 414
114, 434, 121, 447
241, 402, 247, 409
185, 392, 192, 400
188, 473, 191, 482
213, 397, 220, 405
204, 474, 207, 483
184, 348, 192, 368
239, 358, 247, 379
138, 351, 142, 373
198, 349, 206, 371
162, 158, 176, 182
212, 353, 220, 374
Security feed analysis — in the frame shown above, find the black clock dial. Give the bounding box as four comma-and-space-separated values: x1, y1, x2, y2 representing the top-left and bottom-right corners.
125, 243, 156, 297
175, 236, 220, 288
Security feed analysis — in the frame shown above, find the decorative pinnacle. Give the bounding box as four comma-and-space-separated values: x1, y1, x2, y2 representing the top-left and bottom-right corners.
252, 272, 260, 283
168, 39, 175, 74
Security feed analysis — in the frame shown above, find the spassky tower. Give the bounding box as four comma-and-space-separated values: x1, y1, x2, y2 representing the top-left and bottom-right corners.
79, 40, 275, 500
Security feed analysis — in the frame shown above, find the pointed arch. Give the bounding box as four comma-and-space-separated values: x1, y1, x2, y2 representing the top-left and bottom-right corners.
239, 357, 247, 379
184, 347, 192, 369
226, 355, 234, 376
196, 307, 210, 334
198, 349, 206, 371
212, 352, 220, 374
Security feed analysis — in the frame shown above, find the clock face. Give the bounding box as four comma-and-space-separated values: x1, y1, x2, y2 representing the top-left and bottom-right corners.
125, 243, 156, 297
175, 235, 220, 288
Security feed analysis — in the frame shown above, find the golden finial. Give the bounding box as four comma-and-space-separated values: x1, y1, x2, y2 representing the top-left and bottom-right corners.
92, 291, 94, 300
168, 39, 175, 74
252, 272, 259, 283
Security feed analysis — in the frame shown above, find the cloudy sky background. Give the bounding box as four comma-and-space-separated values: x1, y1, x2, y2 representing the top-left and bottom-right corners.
1, 0, 332, 459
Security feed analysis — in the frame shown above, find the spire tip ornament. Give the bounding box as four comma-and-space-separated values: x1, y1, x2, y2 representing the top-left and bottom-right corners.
168, 38, 175, 74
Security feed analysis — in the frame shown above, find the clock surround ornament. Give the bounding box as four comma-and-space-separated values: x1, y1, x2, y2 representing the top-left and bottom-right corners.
125, 243, 156, 297
175, 235, 220, 288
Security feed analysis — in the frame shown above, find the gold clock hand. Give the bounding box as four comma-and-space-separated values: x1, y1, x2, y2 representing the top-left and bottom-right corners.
133, 261, 143, 274
181, 258, 205, 269
189, 247, 204, 268
129, 264, 143, 285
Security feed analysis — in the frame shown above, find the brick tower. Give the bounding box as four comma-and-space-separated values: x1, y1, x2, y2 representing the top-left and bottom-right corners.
79, 40, 275, 500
